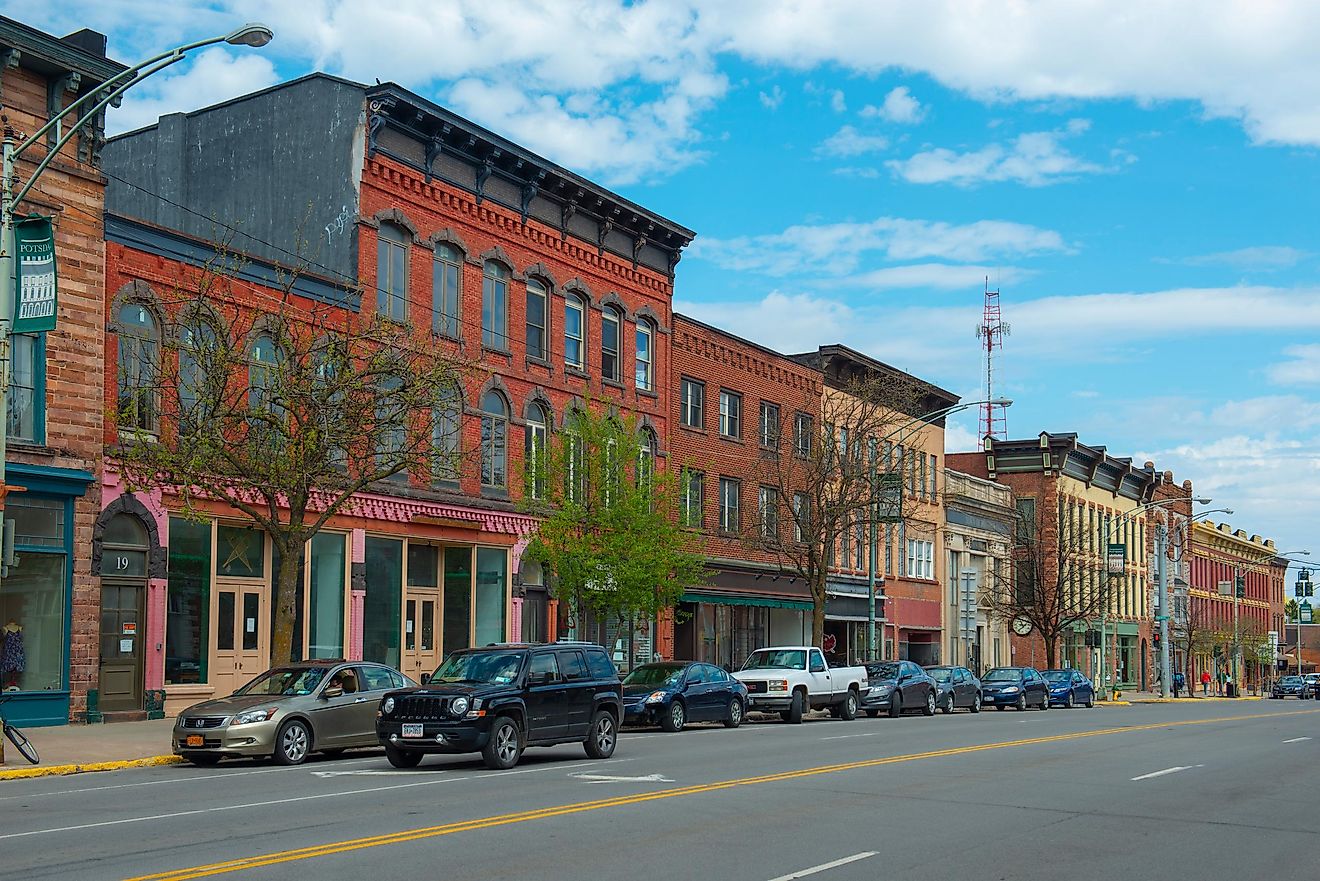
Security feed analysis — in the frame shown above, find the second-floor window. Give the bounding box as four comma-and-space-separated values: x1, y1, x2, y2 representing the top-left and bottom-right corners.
718, 477, 740, 533
8, 333, 41, 443
482, 261, 509, 349
526, 278, 548, 360
680, 378, 704, 428
635, 320, 653, 391
759, 401, 780, 448
758, 486, 779, 539
792, 492, 809, 543
481, 390, 508, 488
719, 390, 741, 439
525, 402, 549, 499
794, 412, 812, 457
433, 244, 461, 337
681, 470, 704, 528
906, 539, 934, 580
117, 303, 159, 434
432, 383, 462, 481
565, 294, 585, 370
601, 307, 621, 381
377, 223, 409, 322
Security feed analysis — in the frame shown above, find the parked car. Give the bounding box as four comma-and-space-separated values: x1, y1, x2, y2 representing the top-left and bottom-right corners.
980, 666, 1050, 711
924, 665, 983, 713
622, 662, 748, 731
1303, 673, 1320, 699
376, 642, 623, 770
733, 646, 868, 723
859, 661, 937, 717
1271, 675, 1310, 699
1043, 668, 1095, 708
173, 660, 414, 766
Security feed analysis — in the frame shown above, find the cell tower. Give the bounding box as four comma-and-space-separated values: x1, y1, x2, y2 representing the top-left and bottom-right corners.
975, 279, 1010, 441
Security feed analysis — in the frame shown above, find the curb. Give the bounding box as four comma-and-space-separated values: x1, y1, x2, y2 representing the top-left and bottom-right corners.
1095, 701, 1132, 707
0, 754, 182, 781
1130, 696, 1267, 704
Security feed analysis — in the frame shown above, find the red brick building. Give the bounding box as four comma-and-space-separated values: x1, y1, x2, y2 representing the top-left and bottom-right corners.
666, 314, 821, 668
0, 19, 123, 727
100, 73, 692, 714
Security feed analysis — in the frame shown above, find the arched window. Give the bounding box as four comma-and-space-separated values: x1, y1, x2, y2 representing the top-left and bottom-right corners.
117, 302, 160, 433
635, 319, 654, 391
178, 320, 218, 427
480, 390, 509, 488
638, 427, 657, 486
601, 306, 621, 381
432, 381, 463, 481
526, 278, 548, 361
482, 261, 509, 349
526, 401, 549, 499
377, 223, 410, 322
433, 243, 461, 337
249, 333, 282, 412
564, 293, 585, 371
376, 374, 406, 471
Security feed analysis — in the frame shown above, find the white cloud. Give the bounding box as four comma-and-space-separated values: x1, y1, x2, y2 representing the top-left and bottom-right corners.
825, 263, 1031, 291
690, 217, 1068, 276
108, 48, 281, 135
759, 84, 785, 109
1175, 246, 1310, 270
675, 291, 854, 354
815, 125, 889, 157
830, 89, 847, 113
943, 421, 981, 454
1269, 344, 1320, 385
860, 86, 926, 123
886, 120, 1104, 187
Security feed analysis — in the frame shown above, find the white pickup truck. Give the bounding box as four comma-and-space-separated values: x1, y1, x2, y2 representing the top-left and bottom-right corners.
732, 646, 869, 723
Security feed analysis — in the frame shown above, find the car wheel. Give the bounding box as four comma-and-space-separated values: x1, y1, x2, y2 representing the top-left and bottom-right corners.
1064, 691, 1074, 709
1015, 695, 1027, 711
1039, 693, 1050, 710
839, 689, 859, 721
584, 711, 618, 759
661, 701, 686, 733
866, 709, 881, 718
786, 689, 807, 724
922, 690, 936, 716
723, 698, 744, 729
888, 693, 902, 718
273, 719, 312, 766
185, 753, 222, 767
940, 693, 955, 715
385, 745, 423, 769
970, 693, 981, 713
482, 716, 523, 770
1084, 692, 1094, 708
779, 711, 792, 722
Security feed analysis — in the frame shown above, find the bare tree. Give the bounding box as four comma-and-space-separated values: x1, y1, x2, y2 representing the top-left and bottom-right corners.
747, 374, 928, 649
113, 250, 472, 665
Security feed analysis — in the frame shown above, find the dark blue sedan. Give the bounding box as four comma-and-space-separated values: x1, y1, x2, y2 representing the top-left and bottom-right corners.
622, 662, 749, 732
1043, 668, 1095, 708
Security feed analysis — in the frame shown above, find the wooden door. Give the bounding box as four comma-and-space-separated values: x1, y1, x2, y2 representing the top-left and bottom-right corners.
98, 583, 145, 713
403, 590, 441, 680
211, 580, 269, 696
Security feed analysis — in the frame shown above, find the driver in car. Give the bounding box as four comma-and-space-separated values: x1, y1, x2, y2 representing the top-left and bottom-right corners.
329, 668, 358, 694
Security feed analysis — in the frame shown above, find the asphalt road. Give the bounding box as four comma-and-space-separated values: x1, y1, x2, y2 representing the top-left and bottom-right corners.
2, 700, 1318, 881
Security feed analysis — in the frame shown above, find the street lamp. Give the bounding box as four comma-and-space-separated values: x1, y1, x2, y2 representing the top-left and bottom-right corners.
864, 397, 1013, 662
0, 23, 273, 539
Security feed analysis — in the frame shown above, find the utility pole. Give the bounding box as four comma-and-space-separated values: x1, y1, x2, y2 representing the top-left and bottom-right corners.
866, 459, 878, 661
1156, 520, 1171, 698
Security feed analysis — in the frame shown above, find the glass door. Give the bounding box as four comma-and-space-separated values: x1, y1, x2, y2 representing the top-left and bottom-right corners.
403, 592, 440, 680
211, 581, 269, 697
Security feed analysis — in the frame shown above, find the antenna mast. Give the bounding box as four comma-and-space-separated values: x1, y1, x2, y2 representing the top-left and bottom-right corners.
975, 279, 1010, 441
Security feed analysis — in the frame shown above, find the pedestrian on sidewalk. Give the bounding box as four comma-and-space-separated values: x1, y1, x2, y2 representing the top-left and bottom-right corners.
1201, 670, 1211, 696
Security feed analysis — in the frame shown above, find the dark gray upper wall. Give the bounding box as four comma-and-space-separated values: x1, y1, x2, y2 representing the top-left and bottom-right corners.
103, 74, 368, 284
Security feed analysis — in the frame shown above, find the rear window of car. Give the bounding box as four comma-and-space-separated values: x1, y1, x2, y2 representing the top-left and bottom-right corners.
585, 649, 617, 680
557, 650, 589, 681
360, 666, 397, 691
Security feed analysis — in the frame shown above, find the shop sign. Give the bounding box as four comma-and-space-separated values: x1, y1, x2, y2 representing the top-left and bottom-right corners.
1106, 543, 1126, 575
14, 216, 57, 333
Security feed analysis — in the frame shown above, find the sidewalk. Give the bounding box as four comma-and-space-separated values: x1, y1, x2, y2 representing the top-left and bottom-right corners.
1, 717, 180, 780
1097, 689, 1270, 706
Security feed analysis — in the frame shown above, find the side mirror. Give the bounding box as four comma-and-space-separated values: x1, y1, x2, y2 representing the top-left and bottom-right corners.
321, 685, 343, 700
419, 673, 431, 685
528, 671, 553, 687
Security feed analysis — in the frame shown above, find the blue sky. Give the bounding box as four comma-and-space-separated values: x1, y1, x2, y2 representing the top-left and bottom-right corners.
16, 1, 1320, 570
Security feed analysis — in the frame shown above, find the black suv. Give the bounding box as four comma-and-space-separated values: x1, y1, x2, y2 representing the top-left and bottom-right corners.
376, 642, 623, 770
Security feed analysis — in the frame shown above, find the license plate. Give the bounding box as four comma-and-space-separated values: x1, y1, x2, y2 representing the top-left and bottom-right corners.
401, 723, 424, 738
186, 735, 204, 747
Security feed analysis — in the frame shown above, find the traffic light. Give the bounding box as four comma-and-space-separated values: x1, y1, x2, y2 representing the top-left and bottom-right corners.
1152, 630, 1161, 647
1235, 574, 1245, 599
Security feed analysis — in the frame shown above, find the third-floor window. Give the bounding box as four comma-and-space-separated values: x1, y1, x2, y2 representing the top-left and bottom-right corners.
482, 261, 509, 349
433, 244, 461, 338
526, 278, 548, 361
759, 401, 780, 449
719, 390, 741, 439
601, 307, 621, 381
635, 320, 653, 391
565, 294, 586, 370
680, 378, 704, 428
376, 223, 409, 323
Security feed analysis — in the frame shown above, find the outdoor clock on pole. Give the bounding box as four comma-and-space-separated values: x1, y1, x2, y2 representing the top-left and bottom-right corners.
1012, 617, 1033, 636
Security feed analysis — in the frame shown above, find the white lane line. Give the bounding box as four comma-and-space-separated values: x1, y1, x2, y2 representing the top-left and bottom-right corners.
819, 731, 887, 741
767, 851, 878, 881
1283, 737, 1312, 743
1131, 764, 1203, 781
569, 772, 673, 784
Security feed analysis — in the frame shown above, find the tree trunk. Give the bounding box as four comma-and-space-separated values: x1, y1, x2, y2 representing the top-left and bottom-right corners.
810, 573, 826, 648
1043, 633, 1057, 669
270, 534, 304, 667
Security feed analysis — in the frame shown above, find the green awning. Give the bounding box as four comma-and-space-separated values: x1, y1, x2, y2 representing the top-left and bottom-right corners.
682, 592, 812, 611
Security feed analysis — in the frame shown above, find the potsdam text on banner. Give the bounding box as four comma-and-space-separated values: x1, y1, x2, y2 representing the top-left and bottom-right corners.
14, 215, 57, 333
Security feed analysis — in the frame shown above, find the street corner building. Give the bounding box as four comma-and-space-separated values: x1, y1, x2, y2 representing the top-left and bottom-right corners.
0, 18, 126, 727
94, 72, 693, 717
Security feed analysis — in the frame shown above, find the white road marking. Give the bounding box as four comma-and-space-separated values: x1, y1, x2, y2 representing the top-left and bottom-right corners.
767, 851, 878, 881
1283, 737, 1312, 743
819, 731, 887, 741
1131, 764, 1203, 781
569, 772, 673, 784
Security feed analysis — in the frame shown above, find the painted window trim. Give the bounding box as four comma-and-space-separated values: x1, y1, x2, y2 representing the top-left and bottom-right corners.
7, 332, 47, 445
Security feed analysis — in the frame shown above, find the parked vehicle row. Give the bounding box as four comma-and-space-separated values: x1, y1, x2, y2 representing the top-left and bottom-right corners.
170, 644, 1097, 772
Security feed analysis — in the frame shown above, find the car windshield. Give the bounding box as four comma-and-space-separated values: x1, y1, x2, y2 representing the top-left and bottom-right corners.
235, 667, 328, 696
1281, 676, 1304, 685
623, 664, 688, 686
867, 663, 901, 679
925, 667, 952, 682
743, 649, 806, 671
1043, 670, 1072, 683
983, 668, 1022, 682
430, 651, 524, 685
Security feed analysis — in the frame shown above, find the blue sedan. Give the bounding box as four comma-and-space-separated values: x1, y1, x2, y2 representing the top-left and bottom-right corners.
622, 662, 749, 732
1043, 668, 1095, 708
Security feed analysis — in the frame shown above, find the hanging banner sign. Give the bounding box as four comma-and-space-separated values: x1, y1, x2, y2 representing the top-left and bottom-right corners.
1106, 543, 1126, 575
14, 215, 57, 333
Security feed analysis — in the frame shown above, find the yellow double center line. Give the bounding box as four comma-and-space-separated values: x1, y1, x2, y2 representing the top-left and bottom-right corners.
127, 708, 1318, 881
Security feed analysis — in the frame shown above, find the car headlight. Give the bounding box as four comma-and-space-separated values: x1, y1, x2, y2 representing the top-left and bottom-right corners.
645, 690, 668, 704
768, 680, 789, 692
1002, 686, 1020, 694
232, 707, 277, 725
382, 697, 395, 715
450, 696, 470, 717
874, 685, 894, 695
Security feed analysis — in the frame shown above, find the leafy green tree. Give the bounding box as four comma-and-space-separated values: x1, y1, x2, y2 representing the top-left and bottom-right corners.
521, 402, 705, 637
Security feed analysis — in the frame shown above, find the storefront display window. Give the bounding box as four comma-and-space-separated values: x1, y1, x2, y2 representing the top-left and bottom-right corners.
308, 533, 346, 659
217, 525, 264, 578
364, 537, 402, 668
474, 548, 507, 647
0, 495, 71, 696
166, 517, 211, 684
443, 547, 472, 657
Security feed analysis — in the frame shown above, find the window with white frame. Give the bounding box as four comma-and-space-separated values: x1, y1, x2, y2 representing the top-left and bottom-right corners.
681, 469, 704, 528
718, 477, 740, 533
719, 390, 741, 439
792, 492, 809, 543
564, 294, 586, 370
906, 539, 934, 580
680, 377, 704, 428
601, 307, 621, 381
758, 486, 779, 539
759, 401, 780, 449
793, 412, 812, 457
635, 320, 654, 391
